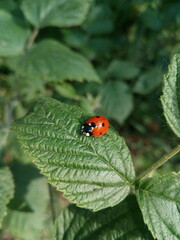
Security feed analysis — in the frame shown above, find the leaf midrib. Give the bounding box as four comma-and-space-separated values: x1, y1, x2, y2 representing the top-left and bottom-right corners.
138, 187, 180, 205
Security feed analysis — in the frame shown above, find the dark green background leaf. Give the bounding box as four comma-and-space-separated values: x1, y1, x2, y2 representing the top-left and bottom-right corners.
3, 163, 49, 240
21, 0, 93, 28
83, 3, 114, 35
107, 60, 140, 80
7, 39, 100, 83
11, 97, 135, 211
98, 81, 134, 124
0, 10, 29, 57
136, 172, 180, 240
0, 167, 14, 228
134, 68, 162, 95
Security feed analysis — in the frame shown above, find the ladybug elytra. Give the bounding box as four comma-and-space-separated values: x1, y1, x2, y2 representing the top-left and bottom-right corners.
81, 115, 109, 137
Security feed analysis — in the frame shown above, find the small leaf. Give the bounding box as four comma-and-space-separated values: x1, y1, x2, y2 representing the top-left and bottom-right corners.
161, 54, 180, 137
53, 82, 80, 100
21, 0, 93, 28
141, 7, 163, 31
83, 3, 114, 35
51, 196, 153, 240
107, 60, 140, 80
0, 167, 14, 228
3, 163, 49, 240
136, 173, 180, 240
98, 81, 134, 124
11, 97, 135, 211
134, 68, 162, 95
7, 39, 100, 83
0, 10, 30, 57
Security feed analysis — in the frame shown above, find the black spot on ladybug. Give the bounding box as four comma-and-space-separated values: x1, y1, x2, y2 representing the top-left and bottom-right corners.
96, 116, 100, 118
100, 132, 102, 135
102, 123, 105, 127
91, 122, 96, 127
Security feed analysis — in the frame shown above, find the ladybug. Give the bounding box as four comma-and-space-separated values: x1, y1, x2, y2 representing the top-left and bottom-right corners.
81, 115, 109, 137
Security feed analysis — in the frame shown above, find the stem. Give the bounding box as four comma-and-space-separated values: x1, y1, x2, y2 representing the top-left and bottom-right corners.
48, 183, 56, 223
26, 28, 39, 49
135, 145, 180, 182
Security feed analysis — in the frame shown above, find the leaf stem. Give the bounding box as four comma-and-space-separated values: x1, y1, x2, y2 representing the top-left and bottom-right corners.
48, 183, 56, 223
135, 145, 180, 182
26, 27, 39, 49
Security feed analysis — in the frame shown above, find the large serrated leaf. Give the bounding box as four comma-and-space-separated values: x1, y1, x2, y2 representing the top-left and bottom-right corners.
51, 196, 153, 240
21, 0, 93, 28
7, 39, 100, 83
161, 54, 180, 137
0, 167, 14, 228
136, 173, 180, 240
0, 10, 30, 57
11, 97, 135, 211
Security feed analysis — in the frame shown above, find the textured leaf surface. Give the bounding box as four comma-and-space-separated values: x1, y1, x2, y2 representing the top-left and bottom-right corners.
51, 196, 153, 240
7, 39, 100, 83
136, 173, 180, 240
98, 81, 133, 124
11, 97, 135, 211
21, 0, 92, 28
0, 10, 29, 57
4, 163, 49, 240
0, 167, 14, 228
161, 54, 180, 137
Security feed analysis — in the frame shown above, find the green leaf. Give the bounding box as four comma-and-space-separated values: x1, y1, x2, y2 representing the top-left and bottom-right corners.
53, 82, 80, 100
98, 81, 134, 124
3, 163, 49, 240
21, 0, 93, 28
51, 196, 153, 240
0, 10, 30, 57
0, 167, 14, 228
62, 29, 88, 49
7, 39, 100, 83
11, 97, 135, 211
107, 60, 140, 80
134, 68, 162, 95
136, 172, 180, 240
161, 54, 180, 137
83, 3, 114, 35
0, 0, 17, 12
141, 7, 163, 31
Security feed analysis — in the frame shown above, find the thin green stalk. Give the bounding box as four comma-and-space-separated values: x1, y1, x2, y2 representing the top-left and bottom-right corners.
48, 183, 56, 223
26, 27, 39, 49
135, 145, 180, 183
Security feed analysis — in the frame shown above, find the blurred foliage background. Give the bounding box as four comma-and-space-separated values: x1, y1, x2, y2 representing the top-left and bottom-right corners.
0, 0, 180, 239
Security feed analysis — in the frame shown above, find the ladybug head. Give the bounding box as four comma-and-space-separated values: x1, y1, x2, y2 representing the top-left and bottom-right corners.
81, 123, 93, 136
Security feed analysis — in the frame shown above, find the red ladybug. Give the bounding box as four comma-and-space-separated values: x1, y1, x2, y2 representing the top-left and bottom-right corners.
81, 115, 109, 137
